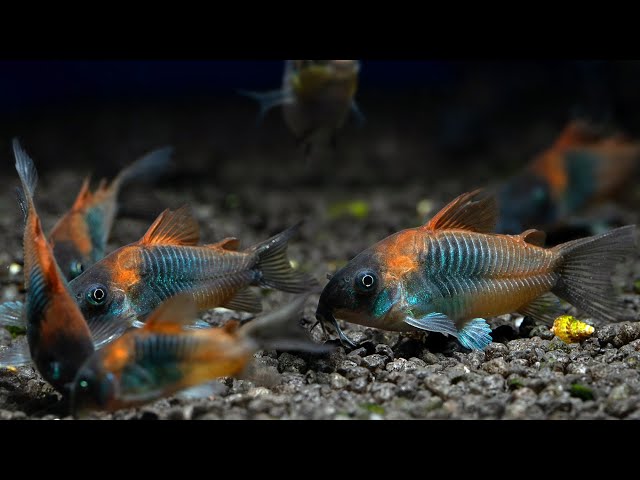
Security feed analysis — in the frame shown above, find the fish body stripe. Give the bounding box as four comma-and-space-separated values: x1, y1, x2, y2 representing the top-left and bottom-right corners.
415, 232, 558, 319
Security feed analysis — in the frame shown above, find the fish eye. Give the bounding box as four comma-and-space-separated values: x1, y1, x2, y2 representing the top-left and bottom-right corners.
355, 270, 377, 294
70, 261, 84, 278
79, 380, 89, 389
87, 284, 108, 306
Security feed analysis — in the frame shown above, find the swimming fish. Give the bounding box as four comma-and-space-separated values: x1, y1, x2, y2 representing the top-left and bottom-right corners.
70, 294, 323, 415
316, 190, 636, 350
67, 205, 318, 335
551, 315, 595, 343
50, 146, 174, 280
0, 146, 172, 335
2, 140, 129, 392
496, 120, 640, 234
240, 60, 363, 157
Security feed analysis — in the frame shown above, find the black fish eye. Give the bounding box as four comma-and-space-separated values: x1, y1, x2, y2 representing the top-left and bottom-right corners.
87, 285, 107, 306
355, 271, 377, 294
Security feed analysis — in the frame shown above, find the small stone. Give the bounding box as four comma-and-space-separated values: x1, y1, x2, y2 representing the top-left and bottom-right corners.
371, 382, 397, 402
482, 357, 509, 376
484, 343, 509, 360
349, 376, 369, 393
330, 373, 349, 390
278, 353, 307, 373
375, 344, 394, 359
362, 354, 387, 370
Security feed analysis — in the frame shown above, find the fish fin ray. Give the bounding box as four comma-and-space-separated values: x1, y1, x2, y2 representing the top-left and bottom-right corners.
206, 237, 240, 251
423, 189, 497, 233
138, 205, 200, 246
404, 312, 459, 336
0, 301, 25, 328
519, 229, 547, 247
517, 292, 562, 326
457, 318, 493, 351
251, 222, 319, 293
0, 336, 31, 367
222, 288, 262, 313
143, 294, 199, 333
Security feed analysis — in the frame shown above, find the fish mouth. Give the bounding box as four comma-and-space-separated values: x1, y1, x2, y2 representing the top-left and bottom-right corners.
315, 302, 357, 349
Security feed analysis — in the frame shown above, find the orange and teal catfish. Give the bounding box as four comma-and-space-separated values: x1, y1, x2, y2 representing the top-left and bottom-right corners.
1, 140, 130, 392
316, 190, 637, 350
0, 145, 173, 332
67, 205, 318, 333
71, 294, 324, 415
49, 146, 174, 280
496, 120, 640, 234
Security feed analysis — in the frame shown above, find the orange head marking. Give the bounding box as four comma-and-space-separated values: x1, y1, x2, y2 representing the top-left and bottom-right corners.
379, 229, 419, 283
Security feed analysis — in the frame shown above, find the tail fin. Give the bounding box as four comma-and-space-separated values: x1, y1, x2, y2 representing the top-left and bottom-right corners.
12, 138, 38, 220
240, 295, 330, 353
112, 146, 174, 190
250, 222, 319, 293
552, 225, 637, 323
237, 88, 290, 124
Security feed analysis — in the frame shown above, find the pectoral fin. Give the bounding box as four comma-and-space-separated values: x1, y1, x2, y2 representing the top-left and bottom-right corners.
404, 312, 458, 336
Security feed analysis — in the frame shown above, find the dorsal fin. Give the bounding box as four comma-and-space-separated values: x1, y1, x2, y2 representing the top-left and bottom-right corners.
143, 295, 199, 334
519, 229, 546, 247
422, 189, 497, 233
138, 205, 200, 246
206, 237, 240, 251
70, 177, 94, 211
552, 120, 605, 150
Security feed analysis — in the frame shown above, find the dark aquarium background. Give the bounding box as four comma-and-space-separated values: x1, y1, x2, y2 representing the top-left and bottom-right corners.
2, 60, 640, 189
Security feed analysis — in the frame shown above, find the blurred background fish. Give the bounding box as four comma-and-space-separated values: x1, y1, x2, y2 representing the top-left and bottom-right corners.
495, 120, 640, 237
49, 146, 174, 280
240, 60, 363, 158
70, 294, 326, 415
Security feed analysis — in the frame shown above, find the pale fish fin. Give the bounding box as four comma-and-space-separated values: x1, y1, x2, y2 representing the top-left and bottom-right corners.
404, 312, 458, 337
238, 89, 292, 124
88, 312, 138, 349
457, 318, 493, 351
517, 292, 563, 326
222, 287, 262, 314
350, 100, 365, 127
0, 336, 31, 367
176, 380, 227, 400
0, 301, 25, 328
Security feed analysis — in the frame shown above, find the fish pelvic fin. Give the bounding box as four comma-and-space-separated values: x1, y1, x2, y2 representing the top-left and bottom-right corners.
142, 294, 200, 334
238, 88, 292, 124
250, 222, 319, 293
517, 292, 562, 326
0, 336, 31, 368
138, 204, 200, 246
0, 301, 25, 328
404, 312, 459, 337
422, 189, 498, 233
552, 225, 637, 324
457, 318, 493, 351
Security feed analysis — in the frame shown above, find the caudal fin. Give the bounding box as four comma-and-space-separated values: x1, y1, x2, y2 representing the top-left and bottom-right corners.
552, 225, 637, 324
113, 146, 174, 190
251, 223, 319, 293
240, 295, 330, 353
